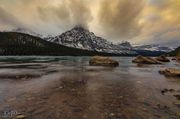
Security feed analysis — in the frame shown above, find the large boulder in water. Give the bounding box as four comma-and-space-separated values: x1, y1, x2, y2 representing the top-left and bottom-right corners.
89, 56, 119, 67
177, 57, 180, 63
156, 55, 170, 62
132, 55, 161, 64
159, 68, 180, 77
171, 57, 180, 63
172, 57, 177, 60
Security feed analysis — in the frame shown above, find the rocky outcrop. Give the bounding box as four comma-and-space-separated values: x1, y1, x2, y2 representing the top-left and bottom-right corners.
159, 68, 180, 77
89, 56, 119, 67
156, 55, 170, 62
132, 55, 161, 64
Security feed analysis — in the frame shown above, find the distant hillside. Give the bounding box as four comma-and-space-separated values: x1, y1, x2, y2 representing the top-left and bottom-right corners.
168, 46, 180, 56
0, 32, 134, 56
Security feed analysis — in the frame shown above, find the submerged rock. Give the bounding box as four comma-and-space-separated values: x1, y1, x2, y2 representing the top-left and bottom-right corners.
156, 55, 170, 62
161, 89, 169, 95
172, 57, 177, 60
132, 55, 161, 64
172, 55, 180, 63
159, 68, 180, 77
89, 56, 119, 67
174, 95, 180, 100
173, 101, 180, 107
172, 56, 180, 61
161, 89, 175, 95
176, 57, 180, 63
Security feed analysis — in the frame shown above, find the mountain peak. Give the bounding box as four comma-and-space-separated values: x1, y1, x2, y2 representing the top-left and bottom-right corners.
118, 41, 132, 48
46, 27, 138, 55
72, 26, 89, 32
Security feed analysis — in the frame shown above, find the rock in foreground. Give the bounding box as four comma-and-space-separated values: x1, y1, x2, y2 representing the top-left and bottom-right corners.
159, 68, 180, 77
89, 56, 119, 67
156, 55, 170, 62
132, 55, 161, 64
13, 114, 25, 119
172, 57, 177, 60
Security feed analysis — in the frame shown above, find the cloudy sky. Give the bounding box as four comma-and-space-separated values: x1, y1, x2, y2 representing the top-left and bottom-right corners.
0, 0, 180, 47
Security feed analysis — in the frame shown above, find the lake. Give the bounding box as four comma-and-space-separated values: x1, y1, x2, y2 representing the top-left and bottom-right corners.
0, 56, 179, 119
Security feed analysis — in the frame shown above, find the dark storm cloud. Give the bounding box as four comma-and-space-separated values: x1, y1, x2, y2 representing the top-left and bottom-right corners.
97, 0, 145, 39
0, 0, 179, 47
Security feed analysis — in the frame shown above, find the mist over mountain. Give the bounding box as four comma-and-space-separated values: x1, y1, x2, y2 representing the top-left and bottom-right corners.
11, 28, 45, 38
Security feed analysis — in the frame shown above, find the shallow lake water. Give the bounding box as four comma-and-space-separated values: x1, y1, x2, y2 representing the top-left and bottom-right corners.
0, 56, 179, 119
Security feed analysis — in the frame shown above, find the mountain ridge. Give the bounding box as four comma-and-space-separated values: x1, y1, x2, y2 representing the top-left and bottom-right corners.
0, 27, 175, 56
10, 27, 174, 53
46, 26, 173, 54
46, 27, 137, 55
0, 32, 136, 56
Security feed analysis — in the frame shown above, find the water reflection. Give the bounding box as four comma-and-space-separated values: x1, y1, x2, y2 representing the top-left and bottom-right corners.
0, 56, 179, 119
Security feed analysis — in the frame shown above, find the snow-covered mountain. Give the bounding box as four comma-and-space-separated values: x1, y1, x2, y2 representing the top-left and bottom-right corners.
10, 28, 52, 39
7, 27, 174, 54
133, 44, 174, 53
47, 27, 136, 55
